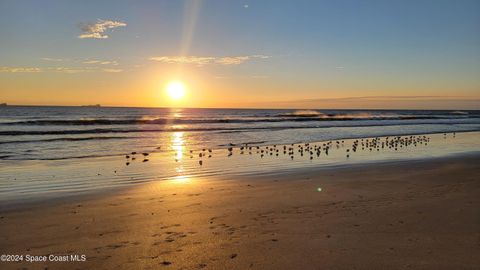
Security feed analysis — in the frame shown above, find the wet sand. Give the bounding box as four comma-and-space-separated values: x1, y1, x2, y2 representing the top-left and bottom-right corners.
1, 154, 479, 270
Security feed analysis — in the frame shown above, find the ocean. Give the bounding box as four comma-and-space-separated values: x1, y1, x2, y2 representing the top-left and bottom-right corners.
1, 106, 479, 161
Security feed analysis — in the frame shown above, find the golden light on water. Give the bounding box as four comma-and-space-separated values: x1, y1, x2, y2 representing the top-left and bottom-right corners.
172, 131, 184, 161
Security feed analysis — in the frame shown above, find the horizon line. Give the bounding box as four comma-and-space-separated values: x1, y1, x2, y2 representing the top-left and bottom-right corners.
1, 103, 479, 111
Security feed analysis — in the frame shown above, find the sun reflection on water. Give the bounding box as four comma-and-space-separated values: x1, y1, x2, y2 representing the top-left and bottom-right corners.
172, 131, 184, 161
170, 131, 189, 180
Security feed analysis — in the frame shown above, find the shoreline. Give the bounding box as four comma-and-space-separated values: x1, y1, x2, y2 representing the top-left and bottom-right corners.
0, 152, 479, 269
1, 150, 479, 212
1, 131, 479, 210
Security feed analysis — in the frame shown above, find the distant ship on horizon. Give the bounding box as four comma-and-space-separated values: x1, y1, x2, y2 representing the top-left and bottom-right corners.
0, 103, 7, 106
81, 104, 101, 107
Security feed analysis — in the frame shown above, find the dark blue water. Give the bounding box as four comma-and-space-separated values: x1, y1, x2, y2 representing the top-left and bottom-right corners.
1, 106, 479, 160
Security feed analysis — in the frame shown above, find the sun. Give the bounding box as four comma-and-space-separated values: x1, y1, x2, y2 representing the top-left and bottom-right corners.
166, 81, 186, 100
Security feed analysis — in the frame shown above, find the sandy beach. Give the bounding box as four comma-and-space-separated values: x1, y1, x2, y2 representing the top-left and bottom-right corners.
1, 153, 479, 270
2, 1, 480, 268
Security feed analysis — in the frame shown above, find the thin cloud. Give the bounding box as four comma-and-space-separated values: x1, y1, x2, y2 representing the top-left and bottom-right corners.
102, 68, 123, 73
82, 59, 119, 65
40, 58, 119, 65
0, 67, 41, 73
0, 66, 122, 73
149, 56, 215, 66
82, 60, 101, 64
77, 19, 126, 39
47, 67, 91, 74
40, 57, 65, 62
252, 55, 271, 59
326, 95, 462, 101
212, 74, 269, 79
149, 55, 270, 66
215, 56, 250, 65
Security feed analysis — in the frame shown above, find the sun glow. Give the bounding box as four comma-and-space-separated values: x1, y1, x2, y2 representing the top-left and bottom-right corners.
166, 81, 186, 100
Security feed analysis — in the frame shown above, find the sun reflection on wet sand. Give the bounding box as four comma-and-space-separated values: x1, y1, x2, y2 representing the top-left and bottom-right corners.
171, 175, 191, 184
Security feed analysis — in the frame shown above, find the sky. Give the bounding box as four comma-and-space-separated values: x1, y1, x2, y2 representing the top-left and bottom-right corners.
0, 0, 479, 109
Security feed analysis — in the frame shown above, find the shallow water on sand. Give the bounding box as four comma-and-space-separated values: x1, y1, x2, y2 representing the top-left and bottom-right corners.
1, 131, 479, 203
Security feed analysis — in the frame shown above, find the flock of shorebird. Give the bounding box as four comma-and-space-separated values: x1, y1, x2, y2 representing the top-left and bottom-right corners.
123, 133, 455, 167
124, 146, 161, 165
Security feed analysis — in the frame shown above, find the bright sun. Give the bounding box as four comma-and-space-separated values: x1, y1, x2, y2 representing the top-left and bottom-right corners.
166, 81, 186, 100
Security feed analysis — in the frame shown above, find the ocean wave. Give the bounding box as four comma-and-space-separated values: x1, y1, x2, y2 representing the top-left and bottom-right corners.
450, 111, 469, 115
279, 110, 325, 117
0, 114, 474, 126
0, 136, 138, 145
277, 110, 476, 120
1, 120, 480, 136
